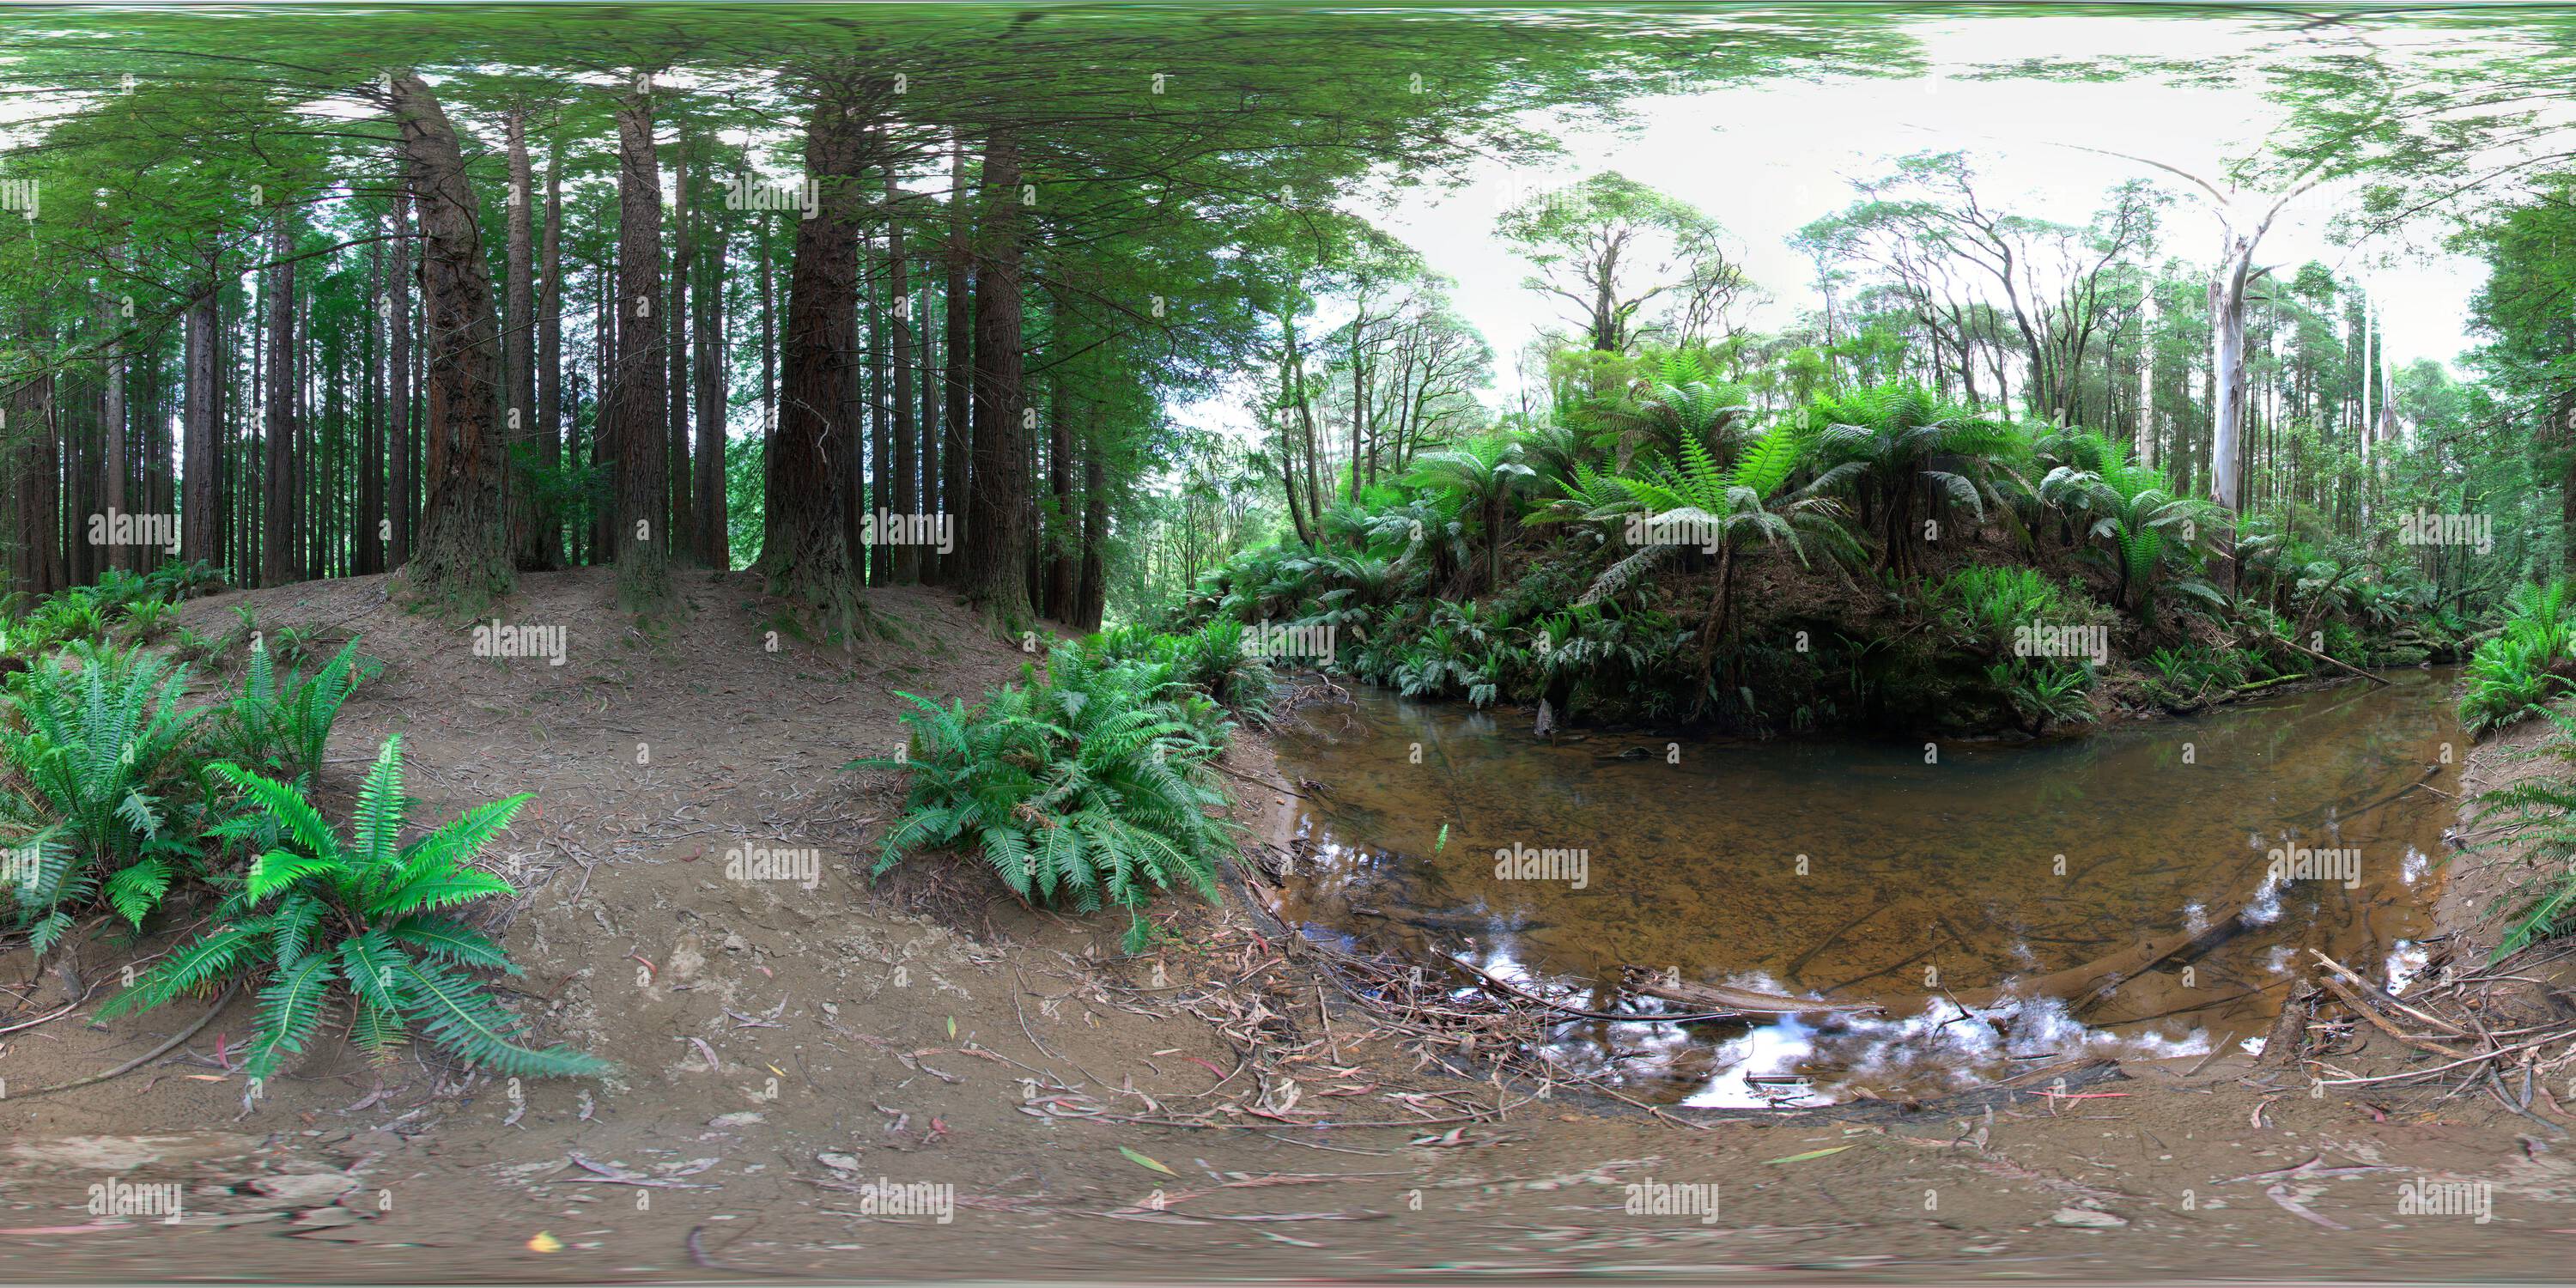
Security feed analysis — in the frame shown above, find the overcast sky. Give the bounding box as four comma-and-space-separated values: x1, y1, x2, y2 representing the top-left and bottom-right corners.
1325, 13, 2514, 418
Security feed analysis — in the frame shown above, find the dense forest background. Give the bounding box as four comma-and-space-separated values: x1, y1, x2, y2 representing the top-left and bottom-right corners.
0, 5, 2572, 656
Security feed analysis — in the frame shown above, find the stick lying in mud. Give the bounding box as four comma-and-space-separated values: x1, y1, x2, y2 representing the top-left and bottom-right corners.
7, 985, 239, 1101
1621, 969, 1885, 1018
1440, 956, 1744, 1024
1625, 892, 2261, 1018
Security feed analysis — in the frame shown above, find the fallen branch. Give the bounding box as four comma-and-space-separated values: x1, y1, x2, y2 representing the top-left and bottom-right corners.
5, 986, 238, 1102
2273, 635, 2391, 686
2317, 972, 2469, 1061
1444, 957, 1741, 1024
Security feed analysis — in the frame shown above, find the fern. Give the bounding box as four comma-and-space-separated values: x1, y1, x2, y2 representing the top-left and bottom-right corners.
2472, 707, 2576, 961
99, 736, 605, 1081
2464, 581, 2576, 734
0, 642, 204, 943
215, 639, 374, 786
852, 642, 1237, 919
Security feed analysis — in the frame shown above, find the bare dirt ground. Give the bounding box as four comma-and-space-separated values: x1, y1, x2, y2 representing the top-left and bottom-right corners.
0, 569, 2565, 1283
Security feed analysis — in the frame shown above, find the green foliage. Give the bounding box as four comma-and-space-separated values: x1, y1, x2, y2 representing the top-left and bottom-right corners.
853, 643, 1237, 914
1588, 423, 1856, 609
2036, 429, 2211, 618
1081, 618, 1279, 719
97, 736, 607, 1080
0, 642, 204, 950
1807, 383, 2024, 579
2141, 642, 2263, 703
0, 563, 221, 657
2470, 705, 2576, 962
216, 638, 375, 787
1924, 565, 2092, 659
1388, 599, 1513, 707
1601, 349, 1754, 468
1982, 657, 2094, 735
1406, 436, 1538, 592
2463, 581, 2576, 735
1520, 602, 1696, 721
1923, 566, 2101, 734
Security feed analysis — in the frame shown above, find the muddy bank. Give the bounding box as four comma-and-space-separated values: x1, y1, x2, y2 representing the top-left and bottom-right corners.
2441, 711, 2558, 959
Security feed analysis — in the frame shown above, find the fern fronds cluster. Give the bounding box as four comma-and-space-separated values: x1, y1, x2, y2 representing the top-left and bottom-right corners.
0, 642, 204, 951
216, 637, 374, 785
99, 735, 607, 1081
2463, 580, 2576, 735
853, 643, 1236, 916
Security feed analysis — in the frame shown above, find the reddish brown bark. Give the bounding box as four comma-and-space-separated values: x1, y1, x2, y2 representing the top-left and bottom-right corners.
391, 70, 512, 609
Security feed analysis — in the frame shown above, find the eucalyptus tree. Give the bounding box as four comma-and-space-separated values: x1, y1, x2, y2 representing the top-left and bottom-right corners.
1498, 172, 1736, 356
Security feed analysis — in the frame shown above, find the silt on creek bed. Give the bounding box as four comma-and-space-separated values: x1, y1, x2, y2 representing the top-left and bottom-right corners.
1271, 669, 2462, 1107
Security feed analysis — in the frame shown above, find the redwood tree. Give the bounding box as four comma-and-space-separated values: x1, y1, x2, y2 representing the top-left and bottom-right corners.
611, 78, 671, 607
756, 70, 872, 630
963, 128, 1029, 621
391, 70, 512, 610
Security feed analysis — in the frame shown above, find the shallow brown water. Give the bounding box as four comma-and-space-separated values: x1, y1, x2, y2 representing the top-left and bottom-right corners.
1271, 671, 2462, 1106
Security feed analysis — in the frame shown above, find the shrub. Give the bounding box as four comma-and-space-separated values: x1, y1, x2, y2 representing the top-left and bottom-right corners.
215, 638, 374, 786
2470, 705, 2576, 961
0, 563, 222, 658
98, 735, 607, 1080
1926, 566, 2089, 658
1087, 618, 1279, 718
119, 598, 178, 643
854, 644, 1236, 940
1924, 567, 2102, 734
2141, 643, 2260, 703
0, 642, 206, 951
2462, 581, 2576, 734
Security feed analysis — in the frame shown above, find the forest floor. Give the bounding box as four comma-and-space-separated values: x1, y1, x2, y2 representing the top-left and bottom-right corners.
0, 568, 2562, 1283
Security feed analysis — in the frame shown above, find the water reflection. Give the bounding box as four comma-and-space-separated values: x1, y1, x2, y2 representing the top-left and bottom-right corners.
1273, 671, 2462, 1104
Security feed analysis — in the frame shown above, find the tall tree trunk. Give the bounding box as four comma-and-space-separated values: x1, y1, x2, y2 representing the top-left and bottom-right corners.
2561, 394, 2576, 581
536, 135, 564, 569
757, 219, 777, 563
357, 216, 385, 574
1293, 331, 1322, 540
941, 133, 972, 590
963, 128, 1030, 621
887, 170, 918, 585
693, 164, 727, 570
755, 72, 871, 630
387, 191, 414, 569
144, 322, 173, 570
611, 80, 671, 607
1348, 322, 1365, 504
594, 250, 617, 565
181, 270, 220, 570
841, 268, 867, 582
505, 106, 544, 571
917, 270, 939, 586
97, 294, 127, 575
391, 71, 513, 610
8, 374, 61, 597
866, 220, 891, 588
2208, 238, 2252, 590
667, 132, 695, 566
1044, 386, 1073, 618
1075, 409, 1106, 631
262, 218, 297, 588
